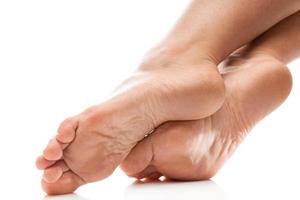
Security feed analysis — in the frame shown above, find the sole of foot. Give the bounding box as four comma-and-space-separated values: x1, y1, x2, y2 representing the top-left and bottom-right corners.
36, 61, 226, 195
120, 54, 292, 181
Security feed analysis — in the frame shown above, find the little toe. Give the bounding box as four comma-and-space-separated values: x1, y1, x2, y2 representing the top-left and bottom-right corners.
121, 137, 153, 176
56, 117, 78, 144
144, 172, 162, 181
43, 160, 69, 183
36, 155, 56, 170
129, 165, 158, 180
43, 138, 63, 161
42, 171, 85, 195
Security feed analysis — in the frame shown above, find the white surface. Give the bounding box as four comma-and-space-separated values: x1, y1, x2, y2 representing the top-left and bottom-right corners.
0, 1, 299, 199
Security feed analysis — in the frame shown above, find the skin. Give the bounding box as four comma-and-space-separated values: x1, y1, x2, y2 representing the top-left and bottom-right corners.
36, 1, 300, 195
121, 12, 300, 180
141, 0, 300, 65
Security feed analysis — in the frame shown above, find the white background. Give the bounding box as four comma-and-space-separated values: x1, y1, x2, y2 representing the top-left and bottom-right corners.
0, 1, 299, 199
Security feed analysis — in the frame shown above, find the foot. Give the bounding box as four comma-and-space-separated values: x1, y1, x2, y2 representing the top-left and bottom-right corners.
36, 58, 225, 195
120, 53, 292, 180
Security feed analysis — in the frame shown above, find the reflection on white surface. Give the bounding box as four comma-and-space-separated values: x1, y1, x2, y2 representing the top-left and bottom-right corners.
41, 180, 228, 200
43, 194, 90, 200
125, 180, 229, 200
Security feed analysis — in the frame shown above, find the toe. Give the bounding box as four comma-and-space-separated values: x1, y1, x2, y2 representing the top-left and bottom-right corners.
36, 155, 56, 170
43, 160, 69, 183
120, 137, 154, 177
43, 165, 63, 183
42, 171, 85, 195
43, 138, 63, 161
144, 172, 162, 181
56, 117, 78, 144
130, 165, 160, 180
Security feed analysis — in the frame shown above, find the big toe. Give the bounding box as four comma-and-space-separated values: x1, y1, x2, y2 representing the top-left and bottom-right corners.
42, 171, 85, 195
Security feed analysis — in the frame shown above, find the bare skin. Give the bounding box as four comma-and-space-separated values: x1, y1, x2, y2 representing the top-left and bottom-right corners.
38, 54, 292, 193
36, 1, 300, 195
37, 12, 300, 194
120, 12, 300, 180
121, 55, 292, 180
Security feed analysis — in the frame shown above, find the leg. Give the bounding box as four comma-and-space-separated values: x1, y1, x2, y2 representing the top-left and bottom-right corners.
142, 0, 300, 66
121, 12, 300, 180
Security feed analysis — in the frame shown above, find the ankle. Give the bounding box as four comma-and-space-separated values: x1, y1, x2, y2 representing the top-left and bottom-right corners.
137, 45, 226, 120
138, 43, 218, 71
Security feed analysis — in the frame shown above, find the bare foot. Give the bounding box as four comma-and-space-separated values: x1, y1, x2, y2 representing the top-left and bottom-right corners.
36, 59, 225, 195
36, 11, 300, 194
120, 53, 292, 180
121, 10, 300, 181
